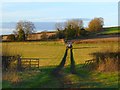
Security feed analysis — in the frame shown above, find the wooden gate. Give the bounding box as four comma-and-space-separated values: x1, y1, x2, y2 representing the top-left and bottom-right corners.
21, 58, 40, 69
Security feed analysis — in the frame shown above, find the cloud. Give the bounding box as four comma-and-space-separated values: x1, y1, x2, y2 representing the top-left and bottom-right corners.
0, 28, 14, 35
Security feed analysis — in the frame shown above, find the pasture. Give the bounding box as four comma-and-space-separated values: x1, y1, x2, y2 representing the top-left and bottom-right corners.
98, 27, 120, 35
2, 40, 119, 66
2, 39, 119, 88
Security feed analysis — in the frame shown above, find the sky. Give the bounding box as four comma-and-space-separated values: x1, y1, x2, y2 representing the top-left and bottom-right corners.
1, 2, 118, 26
0, 0, 119, 35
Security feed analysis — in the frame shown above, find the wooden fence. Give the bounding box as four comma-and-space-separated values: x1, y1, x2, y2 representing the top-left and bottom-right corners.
17, 57, 40, 71
21, 58, 40, 68
81, 59, 96, 69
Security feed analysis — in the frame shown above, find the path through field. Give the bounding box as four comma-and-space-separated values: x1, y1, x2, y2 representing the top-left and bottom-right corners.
52, 48, 76, 75
2, 41, 119, 88
50, 49, 101, 88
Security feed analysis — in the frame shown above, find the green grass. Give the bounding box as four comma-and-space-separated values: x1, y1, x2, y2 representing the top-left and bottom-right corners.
98, 27, 120, 35
2, 41, 118, 65
2, 66, 119, 88
1, 41, 119, 88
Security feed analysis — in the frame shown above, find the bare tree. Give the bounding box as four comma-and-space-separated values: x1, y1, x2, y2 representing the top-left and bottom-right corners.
65, 19, 83, 29
56, 19, 84, 39
55, 22, 65, 31
14, 21, 35, 39
65, 19, 83, 38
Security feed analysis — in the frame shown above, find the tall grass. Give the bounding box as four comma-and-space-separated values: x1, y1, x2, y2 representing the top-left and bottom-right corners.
3, 71, 21, 84
92, 48, 119, 72
2, 43, 23, 86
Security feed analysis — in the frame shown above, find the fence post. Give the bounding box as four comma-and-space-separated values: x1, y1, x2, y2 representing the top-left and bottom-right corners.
38, 59, 39, 68
17, 55, 22, 71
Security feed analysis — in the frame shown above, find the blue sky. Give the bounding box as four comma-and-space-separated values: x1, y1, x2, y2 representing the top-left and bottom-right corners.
2, 2, 118, 27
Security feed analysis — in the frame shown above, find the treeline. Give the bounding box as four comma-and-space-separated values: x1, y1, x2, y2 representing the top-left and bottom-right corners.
5, 17, 104, 41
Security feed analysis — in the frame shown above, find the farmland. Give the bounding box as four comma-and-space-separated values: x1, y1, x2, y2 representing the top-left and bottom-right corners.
2, 37, 119, 88
1, 1, 120, 89
98, 27, 120, 35
2, 39, 119, 65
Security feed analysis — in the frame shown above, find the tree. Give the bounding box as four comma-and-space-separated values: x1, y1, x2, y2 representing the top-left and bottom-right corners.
7, 34, 15, 41
64, 19, 83, 39
56, 23, 65, 39
14, 21, 35, 39
55, 22, 65, 31
56, 19, 84, 40
88, 17, 104, 32
56, 29, 65, 39
17, 28, 25, 41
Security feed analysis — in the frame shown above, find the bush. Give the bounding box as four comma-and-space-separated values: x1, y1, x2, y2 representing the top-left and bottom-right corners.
7, 34, 15, 41
97, 58, 118, 72
79, 28, 90, 37
92, 50, 119, 72
2, 56, 18, 71
17, 29, 25, 41
48, 34, 57, 39
3, 71, 20, 84
2, 44, 21, 71
57, 30, 65, 39
56, 19, 84, 40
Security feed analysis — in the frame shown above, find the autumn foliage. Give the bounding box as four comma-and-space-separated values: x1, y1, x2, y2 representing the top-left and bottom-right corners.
88, 17, 104, 32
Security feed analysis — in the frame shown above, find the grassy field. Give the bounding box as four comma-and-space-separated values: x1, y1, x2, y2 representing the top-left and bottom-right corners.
98, 27, 120, 35
2, 41, 119, 64
2, 40, 119, 88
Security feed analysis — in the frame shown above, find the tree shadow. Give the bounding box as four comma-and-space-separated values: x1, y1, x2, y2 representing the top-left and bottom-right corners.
70, 49, 76, 74
52, 48, 68, 76
52, 48, 77, 76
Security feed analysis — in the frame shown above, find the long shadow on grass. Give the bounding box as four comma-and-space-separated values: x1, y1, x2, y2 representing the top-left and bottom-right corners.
70, 49, 76, 74
52, 48, 77, 75
10, 66, 64, 88
52, 48, 68, 75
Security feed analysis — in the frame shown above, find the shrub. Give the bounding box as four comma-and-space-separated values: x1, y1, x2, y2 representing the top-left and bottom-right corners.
2, 56, 19, 71
3, 71, 20, 84
7, 34, 15, 41
92, 50, 119, 72
2, 44, 21, 71
17, 28, 25, 41
48, 34, 57, 39
97, 58, 118, 72
56, 30, 65, 39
